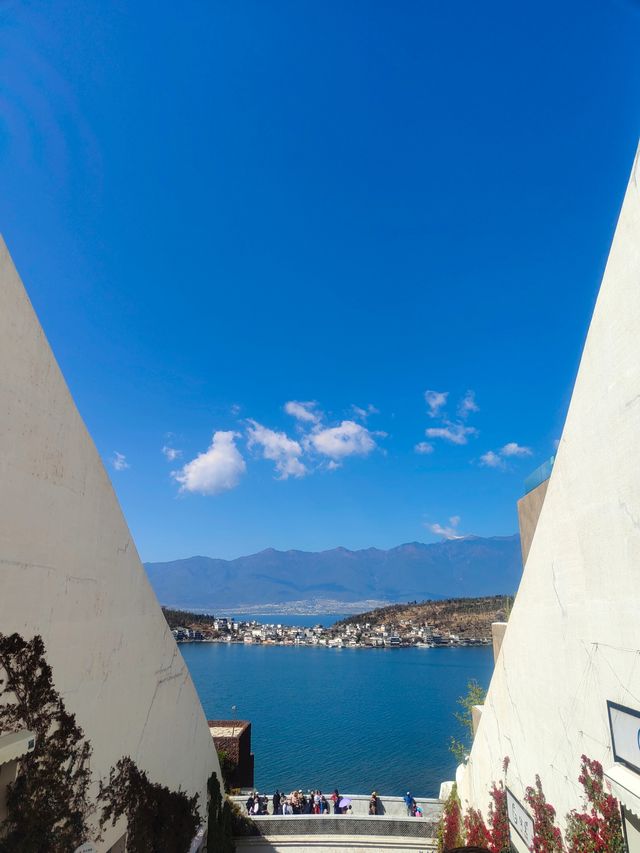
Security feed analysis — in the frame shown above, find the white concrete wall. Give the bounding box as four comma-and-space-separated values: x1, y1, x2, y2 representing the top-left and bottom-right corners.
236, 836, 435, 852
0, 238, 220, 849
457, 143, 640, 833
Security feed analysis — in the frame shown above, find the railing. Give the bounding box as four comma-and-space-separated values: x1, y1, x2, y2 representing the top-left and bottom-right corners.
523, 456, 555, 496
243, 814, 439, 838
231, 794, 443, 840
231, 794, 442, 820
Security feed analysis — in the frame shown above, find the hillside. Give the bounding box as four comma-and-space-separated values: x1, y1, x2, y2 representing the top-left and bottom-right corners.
335, 594, 512, 639
162, 595, 511, 641
145, 534, 521, 613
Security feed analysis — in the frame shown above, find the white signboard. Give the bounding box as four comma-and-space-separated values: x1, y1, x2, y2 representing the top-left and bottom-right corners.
608, 700, 640, 775
507, 788, 534, 848
73, 844, 96, 853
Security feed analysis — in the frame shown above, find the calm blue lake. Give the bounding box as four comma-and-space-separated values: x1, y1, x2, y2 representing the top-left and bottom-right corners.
180, 643, 493, 797
223, 613, 347, 627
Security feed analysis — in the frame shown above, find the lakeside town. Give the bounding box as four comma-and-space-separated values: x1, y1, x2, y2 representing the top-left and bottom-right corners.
162, 595, 509, 649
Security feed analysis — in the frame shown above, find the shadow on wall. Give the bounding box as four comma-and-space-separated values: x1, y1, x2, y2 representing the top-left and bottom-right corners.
446, 848, 491, 852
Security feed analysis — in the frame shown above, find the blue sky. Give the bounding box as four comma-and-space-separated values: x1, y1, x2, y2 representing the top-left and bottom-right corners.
2, 0, 640, 561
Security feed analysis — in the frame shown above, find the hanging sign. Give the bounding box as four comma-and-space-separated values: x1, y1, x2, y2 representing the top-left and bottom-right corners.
607, 700, 640, 775
506, 787, 534, 848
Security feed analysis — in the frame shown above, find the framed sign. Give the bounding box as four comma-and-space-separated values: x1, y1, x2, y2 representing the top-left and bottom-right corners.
607, 700, 640, 776
506, 787, 534, 848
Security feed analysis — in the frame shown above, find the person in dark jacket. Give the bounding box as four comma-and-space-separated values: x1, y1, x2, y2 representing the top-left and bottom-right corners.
331, 789, 341, 814
369, 792, 378, 815
272, 790, 281, 815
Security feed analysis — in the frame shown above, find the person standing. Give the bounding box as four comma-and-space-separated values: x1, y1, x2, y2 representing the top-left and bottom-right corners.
331, 789, 341, 814
403, 791, 415, 816
272, 790, 281, 815
369, 791, 378, 815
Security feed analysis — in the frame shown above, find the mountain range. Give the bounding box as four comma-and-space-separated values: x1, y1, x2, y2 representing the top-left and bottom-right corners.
144, 534, 522, 614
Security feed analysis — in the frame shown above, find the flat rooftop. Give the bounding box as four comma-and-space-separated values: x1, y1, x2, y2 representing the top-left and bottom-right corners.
209, 725, 239, 737
208, 719, 250, 737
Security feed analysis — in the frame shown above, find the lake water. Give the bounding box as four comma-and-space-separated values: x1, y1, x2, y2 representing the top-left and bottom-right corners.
222, 614, 347, 627
181, 643, 493, 797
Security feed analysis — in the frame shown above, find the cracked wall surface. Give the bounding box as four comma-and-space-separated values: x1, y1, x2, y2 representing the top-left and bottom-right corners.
0, 237, 220, 850
457, 141, 640, 841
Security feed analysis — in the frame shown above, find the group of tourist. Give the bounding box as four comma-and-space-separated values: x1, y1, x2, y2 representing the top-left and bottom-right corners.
244, 788, 422, 817
244, 792, 270, 816
245, 789, 351, 816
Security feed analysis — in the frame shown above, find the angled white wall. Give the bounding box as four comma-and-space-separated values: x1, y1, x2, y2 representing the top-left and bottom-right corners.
458, 142, 640, 836
0, 238, 220, 849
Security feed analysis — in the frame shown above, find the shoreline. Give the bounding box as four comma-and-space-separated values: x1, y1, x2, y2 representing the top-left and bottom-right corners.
176, 638, 491, 650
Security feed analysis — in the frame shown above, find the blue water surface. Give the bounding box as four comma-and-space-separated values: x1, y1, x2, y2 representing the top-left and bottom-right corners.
224, 614, 347, 627
180, 643, 493, 797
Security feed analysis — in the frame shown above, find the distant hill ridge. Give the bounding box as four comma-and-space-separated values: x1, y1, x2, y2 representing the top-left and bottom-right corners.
144, 534, 522, 614
335, 594, 512, 638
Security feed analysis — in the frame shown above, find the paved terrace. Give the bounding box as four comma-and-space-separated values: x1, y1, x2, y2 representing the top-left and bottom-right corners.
231, 795, 442, 852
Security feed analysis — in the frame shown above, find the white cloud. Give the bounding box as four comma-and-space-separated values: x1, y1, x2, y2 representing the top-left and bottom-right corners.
112, 451, 129, 471
230, 403, 242, 416
246, 420, 307, 479
419, 389, 479, 451
284, 400, 322, 424
351, 403, 379, 421
425, 390, 448, 418
162, 445, 182, 461
426, 422, 478, 445
501, 442, 532, 458
480, 441, 533, 470
479, 450, 505, 469
307, 420, 384, 460
458, 390, 479, 418
414, 441, 434, 455
426, 515, 464, 540
173, 431, 246, 495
